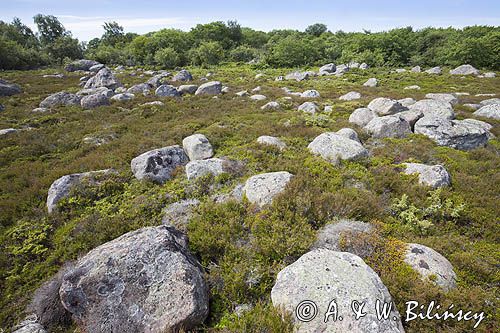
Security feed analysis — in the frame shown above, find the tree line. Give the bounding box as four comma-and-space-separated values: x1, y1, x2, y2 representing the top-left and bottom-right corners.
0, 16, 499, 70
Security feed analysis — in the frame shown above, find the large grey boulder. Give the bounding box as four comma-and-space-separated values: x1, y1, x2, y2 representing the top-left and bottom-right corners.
131, 146, 189, 183
162, 199, 200, 231
398, 110, 424, 129
425, 93, 458, 105
64, 59, 99, 72
308, 132, 368, 163
398, 97, 417, 108
146, 72, 170, 87
271, 249, 404, 333
403, 163, 451, 188
155, 84, 180, 97
312, 220, 375, 258
359, 62, 369, 70
261, 101, 280, 111
47, 169, 114, 213
367, 97, 407, 116
39, 91, 81, 108
111, 92, 135, 102
178, 84, 198, 95
182, 134, 214, 161
449, 64, 479, 75
414, 117, 489, 150
257, 136, 286, 150
404, 243, 457, 291
12, 321, 46, 333
285, 71, 310, 81
59, 226, 209, 333
480, 98, 500, 106
84, 68, 122, 90
127, 83, 152, 94
339, 91, 361, 101
473, 104, 500, 120
80, 93, 110, 109
408, 99, 455, 120
76, 87, 114, 97
411, 65, 421, 72
363, 77, 378, 87
185, 158, 241, 180
0, 78, 22, 96
172, 69, 193, 82
195, 81, 222, 95
461, 119, 494, 139
335, 128, 360, 142
349, 107, 377, 127
425, 66, 442, 74
364, 115, 412, 138
298, 101, 319, 114
243, 171, 293, 207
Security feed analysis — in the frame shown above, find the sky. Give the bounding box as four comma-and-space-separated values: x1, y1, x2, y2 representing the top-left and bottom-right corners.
1, 0, 499, 41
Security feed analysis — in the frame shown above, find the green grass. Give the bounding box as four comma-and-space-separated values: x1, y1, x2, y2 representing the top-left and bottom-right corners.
0, 63, 499, 332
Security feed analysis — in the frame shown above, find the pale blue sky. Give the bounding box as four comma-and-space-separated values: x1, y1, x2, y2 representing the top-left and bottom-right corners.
1, 0, 499, 41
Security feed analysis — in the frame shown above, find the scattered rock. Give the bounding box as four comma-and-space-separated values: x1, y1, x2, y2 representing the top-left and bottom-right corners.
335, 64, 349, 75
243, 171, 293, 207
397, 110, 424, 129
359, 63, 369, 70
285, 71, 309, 81
80, 93, 110, 109
318, 63, 336, 74
47, 169, 114, 213
404, 85, 421, 90
111, 93, 135, 102
89, 64, 105, 72
182, 133, 214, 161
235, 90, 248, 97
12, 321, 47, 333
364, 115, 411, 138
301, 90, 320, 98
162, 199, 200, 231
349, 107, 377, 127
298, 101, 319, 114
398, 97, 417, 107
155, 84, 181, 97
339, 91, 361, 101
195, 81, 222, 95
211, 184, 244, 204
172, 69, 193, 82
178, 84, 198, 95
425, 93, 458, 105
64, 59, 100, 72
84, 68, 122, 90
363, 78, 378, 87
250, 94, 266, 101
257, 136, 286, 150
480, 98, 500, 106
254, 73, 264, 79
130, 146, 189, 183
141, 101, 164, 106
404, 243, 457, 290
449, 64, 479, 75
483, 72, 496, 78
425, 66, 442, 74
335, 128, 360, 142
127, 83, 152, 94
59, 226, 209, 333
261, 101, 280, 110
40, 91, 81, 108
463, 103, 481, 110
308, 132, 368, 163
146, 73, 170, 87
271, 249, 404, 333
367, 97, 407, 116
411, 66, 421, 73
312, 220, 375, 258
395, 68, 406, 73
473, 104, 500, 120
0, 128, 19, 136
409, 99, 455, 120
414, 117, 489, 150
185, 157, 239, 180
403, 163, 451, 188
251, 86, 261, 93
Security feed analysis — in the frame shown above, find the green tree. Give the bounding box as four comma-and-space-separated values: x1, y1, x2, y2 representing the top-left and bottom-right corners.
305, 23, 328, 37
33, 14, 67, 45
101, 21, 125, 46
189, 41, 225, 67
154, 47, 181, 68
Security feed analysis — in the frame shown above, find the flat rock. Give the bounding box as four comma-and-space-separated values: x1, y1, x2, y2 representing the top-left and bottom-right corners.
131, 146, 189, 183
364, 115, 411, 138
80, 93, 110, 109
312, 220, 375, 258
261, 101, 280, 110
367, 97, 407, 116
425, 93, 458, 105
243, 171, 293, 207
195, 81, 222, 95
408, 99, 455, 120
40, 91, 81, 108
47, 169, 114, 213
172, 69, 193, 82
339, 91, 361, 101
59, 226, 209, 333
449, 64, 479, 75
257, 136, 286, 150
404, 243, 457, 290
403, 163, 451, 188
271, 249, 404, 333
473, 104, 500, 120
404, 85, 421, 90
414, 117, 489, 150
185, 158, 237, 180
64, 59, 99, 72
111, 93, 135, 102
250, 94, 266, 101
308, 132, 368, 163
182, 134, 214, 161
301, 90, 320, 98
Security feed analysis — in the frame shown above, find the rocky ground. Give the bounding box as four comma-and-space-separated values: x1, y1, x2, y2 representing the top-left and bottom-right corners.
0, 61, 499, 332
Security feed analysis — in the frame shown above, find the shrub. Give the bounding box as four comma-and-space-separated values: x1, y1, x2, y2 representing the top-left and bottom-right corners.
189, 41, 225, 67
153, 47, 180, 69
